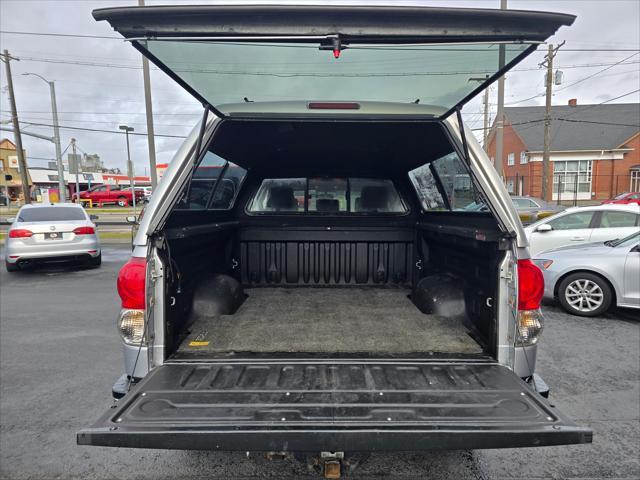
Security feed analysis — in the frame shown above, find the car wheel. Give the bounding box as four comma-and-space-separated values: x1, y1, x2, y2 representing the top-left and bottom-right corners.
557, 272, 612, 317
117, 197, 129, 207
5, 261, 19, 273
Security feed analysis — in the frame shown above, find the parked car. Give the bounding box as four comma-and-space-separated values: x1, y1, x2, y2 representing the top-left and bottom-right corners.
511, 196, 565, 224
135, 186, 152, 199
524, 204, 640, 256
4, 203, 101, 271
78, 3, 591, 465
534, 231, 640, 316
74, 184, 144, 207
602, 192, 640, 205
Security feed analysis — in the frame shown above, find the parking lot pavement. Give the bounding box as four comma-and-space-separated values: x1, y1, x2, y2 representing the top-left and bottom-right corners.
1, 245, 638, 480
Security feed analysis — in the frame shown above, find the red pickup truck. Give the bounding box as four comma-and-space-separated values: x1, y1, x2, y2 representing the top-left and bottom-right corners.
74, 185, 144, 207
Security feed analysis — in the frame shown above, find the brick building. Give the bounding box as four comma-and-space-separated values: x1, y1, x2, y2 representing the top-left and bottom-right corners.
486, 102, 640, 204
0, 138, 32, 203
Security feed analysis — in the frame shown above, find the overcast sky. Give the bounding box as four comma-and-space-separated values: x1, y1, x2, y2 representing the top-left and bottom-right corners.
1, 0, 639, 175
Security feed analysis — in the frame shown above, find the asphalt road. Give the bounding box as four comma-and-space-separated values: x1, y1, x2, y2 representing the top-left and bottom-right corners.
1, 246, 638, 479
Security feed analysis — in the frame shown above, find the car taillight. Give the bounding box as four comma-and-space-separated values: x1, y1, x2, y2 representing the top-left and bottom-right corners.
73, 226, 95, 235
516, 259, 545, 346
117, 257, 146, 309
8, 229, 33, 238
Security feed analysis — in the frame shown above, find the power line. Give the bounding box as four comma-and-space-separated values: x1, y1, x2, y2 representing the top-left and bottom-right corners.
13, 53, 640, 75
506, 53, 640, 106
0, 30, 121, 40
17, 121, 187, 139
4, 30, 640, 53
480, 89, 640, 132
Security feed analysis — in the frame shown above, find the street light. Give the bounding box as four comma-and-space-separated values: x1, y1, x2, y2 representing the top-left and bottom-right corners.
22, 72, 66, 202
119, 125, 136, 210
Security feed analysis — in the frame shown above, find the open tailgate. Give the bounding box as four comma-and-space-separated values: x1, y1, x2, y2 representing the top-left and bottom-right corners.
78, 360, 591, 451
93, 4, 575, 118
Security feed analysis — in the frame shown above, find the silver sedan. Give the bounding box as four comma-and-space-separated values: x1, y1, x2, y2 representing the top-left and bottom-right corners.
4, 204, 101, 272
533, 231, 640, 316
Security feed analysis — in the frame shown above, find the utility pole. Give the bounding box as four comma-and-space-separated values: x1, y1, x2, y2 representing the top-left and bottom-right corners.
540, 42, 564, 201
71, 138, 80, 199
22, 73, 66, 202
119, 125, 136, 210
1, 50, 31, 204
139, 0, 158, 188
494, 0, 507, 177
469, 75, 491, 150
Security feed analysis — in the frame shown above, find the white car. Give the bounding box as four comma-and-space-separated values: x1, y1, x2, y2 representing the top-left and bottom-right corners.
524, 204, 640, 256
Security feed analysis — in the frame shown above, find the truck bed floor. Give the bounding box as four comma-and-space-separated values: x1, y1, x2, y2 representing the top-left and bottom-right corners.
179, 288, 483, 355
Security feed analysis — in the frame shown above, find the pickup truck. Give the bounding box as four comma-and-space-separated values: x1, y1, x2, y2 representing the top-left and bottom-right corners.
78, 3, 591, 475
74, 184, 144, 207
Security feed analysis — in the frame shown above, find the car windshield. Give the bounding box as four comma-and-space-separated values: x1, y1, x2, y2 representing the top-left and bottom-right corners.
18, 207, 87, 222
607, 231, 640, 247
141, 40, 532, 113
613, 192, 629, 200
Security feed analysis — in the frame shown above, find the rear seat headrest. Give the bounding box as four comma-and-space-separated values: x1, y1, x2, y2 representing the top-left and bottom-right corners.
266, 186, 297, 210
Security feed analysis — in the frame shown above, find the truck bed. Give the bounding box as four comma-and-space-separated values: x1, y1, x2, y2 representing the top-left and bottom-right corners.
178, 288, 483, 355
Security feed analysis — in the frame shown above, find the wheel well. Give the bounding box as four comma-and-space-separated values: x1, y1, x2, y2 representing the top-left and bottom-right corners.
554, 269, 617, 304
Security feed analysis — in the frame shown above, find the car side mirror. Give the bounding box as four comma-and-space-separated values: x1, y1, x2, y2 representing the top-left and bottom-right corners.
536, 224, 553, 233
126, 215, 138, 225
6, 217, 15, 223
89, 214, 99, 221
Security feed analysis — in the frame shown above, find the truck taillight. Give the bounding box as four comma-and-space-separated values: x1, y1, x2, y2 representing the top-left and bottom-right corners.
8, 229, 33, 238
516, 259, 545, 346
517, 259, 544, 310
117, 257, 146, 309
117, 257, 146, 345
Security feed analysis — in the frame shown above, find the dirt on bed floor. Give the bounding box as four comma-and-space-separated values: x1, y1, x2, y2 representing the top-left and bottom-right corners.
179, 288, 483, 355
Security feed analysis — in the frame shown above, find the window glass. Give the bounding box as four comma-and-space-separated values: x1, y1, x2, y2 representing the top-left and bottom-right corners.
209, 162, 246, 209
512, 198, 530, 208
308, 178, 347, 213
408, 163, 447, 210
520, 152, 528, 164
18, 207, 87, 222
350, 178, 405, 213
177, 151, 246, 210
599, 211, 639, 228
248, 178, 305, 213
507, 153, 515, 166
248, 177, 407, 214
611, 231, 640, 247
547, 211, 594, 230
143, 40, 532, 113
93, 186, 107, 192
409, 151, 479, 211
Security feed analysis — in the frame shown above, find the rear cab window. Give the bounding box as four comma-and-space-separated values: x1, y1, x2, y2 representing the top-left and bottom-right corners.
248, 178, 407, 214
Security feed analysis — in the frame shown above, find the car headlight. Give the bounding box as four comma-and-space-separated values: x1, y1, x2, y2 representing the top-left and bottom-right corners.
118, 309, 146, 345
